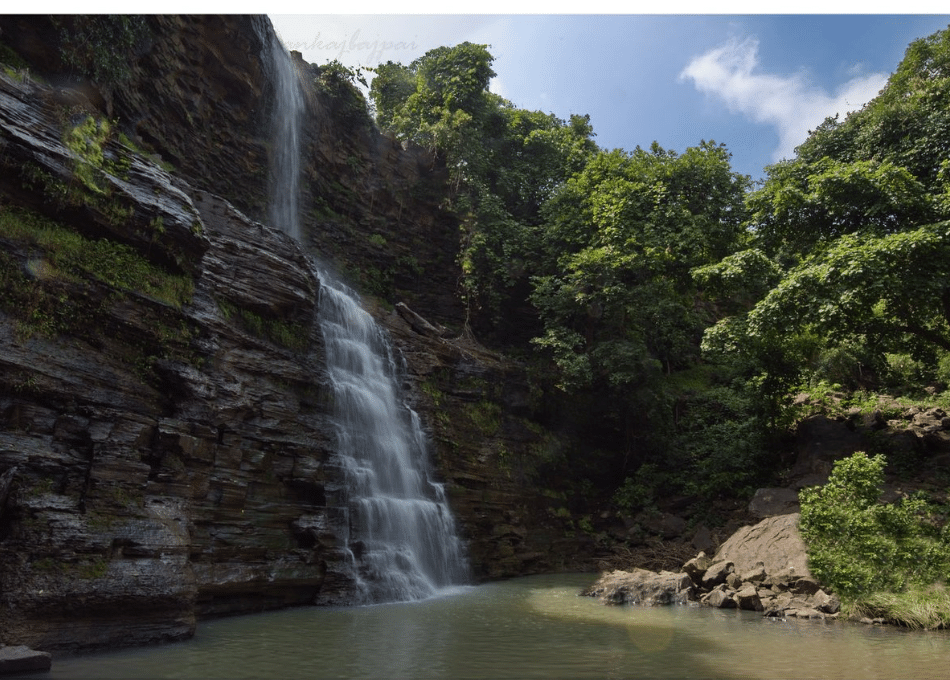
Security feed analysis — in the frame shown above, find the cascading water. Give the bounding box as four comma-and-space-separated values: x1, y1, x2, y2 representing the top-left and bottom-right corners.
264, 28, 469, 602
318, 280, 469, 601
268, 31, 304, 242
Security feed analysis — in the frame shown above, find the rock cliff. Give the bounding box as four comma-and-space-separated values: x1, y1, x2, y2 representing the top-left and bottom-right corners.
0, 15, 594, 653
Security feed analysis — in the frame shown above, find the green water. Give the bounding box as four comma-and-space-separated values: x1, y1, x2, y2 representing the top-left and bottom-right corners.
26, 574, 950, 679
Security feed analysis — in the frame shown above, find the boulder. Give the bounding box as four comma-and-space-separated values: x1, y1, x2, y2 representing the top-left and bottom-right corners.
582, 569, 692, 606
739, 561, 767, 584
812, 589, 841, 614
682, 552, 711, 585
690, 524, 716, 553
700, 560, 734, 589
787, 607, 823, 619
790, 415, 863, 486
712, 513, 812, 578
637, 511, 688, 539
0, 645, 52, 673
735, 584, 763, 612
789, 576, 822, 596
702, 586, 736, 609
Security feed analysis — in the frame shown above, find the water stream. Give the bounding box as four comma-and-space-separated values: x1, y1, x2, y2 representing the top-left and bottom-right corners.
266, 30, 469, 601
24, 574, 950, 680
267, 30, 304, 242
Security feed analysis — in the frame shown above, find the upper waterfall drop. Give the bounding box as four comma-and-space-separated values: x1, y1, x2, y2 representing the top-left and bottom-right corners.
268, 31, 304, 242
264, 27, 470, 602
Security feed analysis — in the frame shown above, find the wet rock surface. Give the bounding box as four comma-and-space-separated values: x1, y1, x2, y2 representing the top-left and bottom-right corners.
375, 302, 599, 580
0, 61, 348, 651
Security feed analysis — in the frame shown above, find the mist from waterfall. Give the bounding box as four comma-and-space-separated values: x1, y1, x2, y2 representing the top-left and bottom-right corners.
265, 27, 470, 602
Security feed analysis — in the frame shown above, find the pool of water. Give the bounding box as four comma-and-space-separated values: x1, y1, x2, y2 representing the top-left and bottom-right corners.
23, 574, 950, 679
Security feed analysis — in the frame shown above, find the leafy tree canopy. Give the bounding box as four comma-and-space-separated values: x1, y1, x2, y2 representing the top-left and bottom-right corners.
532, 140, 750, 392
702, 24, 950, 401
369, 43, 598, 335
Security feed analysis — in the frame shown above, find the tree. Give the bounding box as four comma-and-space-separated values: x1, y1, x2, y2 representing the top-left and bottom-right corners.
530, 141, 765, 493
368, 61, 415, 131
703, 25, 950, 399
369, 42, 496, 175
532, 141, 750, 386
748, 157, 937, 260
369, 44, 598, 338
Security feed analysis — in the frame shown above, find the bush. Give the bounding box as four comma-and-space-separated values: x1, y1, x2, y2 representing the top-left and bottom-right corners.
799, 452, 950, 599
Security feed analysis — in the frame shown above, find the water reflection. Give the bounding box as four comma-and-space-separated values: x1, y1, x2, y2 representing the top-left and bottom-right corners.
21, 574, 950, 680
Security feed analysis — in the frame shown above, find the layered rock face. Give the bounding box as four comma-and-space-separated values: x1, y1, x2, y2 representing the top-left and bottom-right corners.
0, 65, 359, 650
0, 16, 595, 652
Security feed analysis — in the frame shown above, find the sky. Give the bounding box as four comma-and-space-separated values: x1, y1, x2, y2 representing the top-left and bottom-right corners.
268, 13, 950, 182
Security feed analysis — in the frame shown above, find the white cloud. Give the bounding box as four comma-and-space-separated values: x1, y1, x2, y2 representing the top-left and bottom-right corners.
680, 37, 888, 162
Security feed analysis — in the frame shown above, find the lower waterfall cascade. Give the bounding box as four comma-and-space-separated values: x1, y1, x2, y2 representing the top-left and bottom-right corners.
316, 275, 470, 602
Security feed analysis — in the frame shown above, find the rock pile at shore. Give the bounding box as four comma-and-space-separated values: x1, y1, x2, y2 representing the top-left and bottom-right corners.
582, 512, 841, 621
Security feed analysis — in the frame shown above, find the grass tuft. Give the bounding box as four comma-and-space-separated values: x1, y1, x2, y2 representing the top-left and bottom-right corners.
847, 584, 950, 630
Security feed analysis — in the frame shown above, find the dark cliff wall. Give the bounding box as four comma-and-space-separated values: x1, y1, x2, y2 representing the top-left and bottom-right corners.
0, 63, 360, 651
0, 15, 595, 653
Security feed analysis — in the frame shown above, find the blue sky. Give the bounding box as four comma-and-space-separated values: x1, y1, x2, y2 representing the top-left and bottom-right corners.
271, 14, 950, 181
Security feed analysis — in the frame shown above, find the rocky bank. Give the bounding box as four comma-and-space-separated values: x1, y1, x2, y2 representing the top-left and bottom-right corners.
584, 512, 842, 621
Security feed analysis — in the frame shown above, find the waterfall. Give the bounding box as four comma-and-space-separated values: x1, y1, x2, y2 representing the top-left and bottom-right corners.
265, 27, 469, 602
318, 277, 469, 602
268, 32, 304, 241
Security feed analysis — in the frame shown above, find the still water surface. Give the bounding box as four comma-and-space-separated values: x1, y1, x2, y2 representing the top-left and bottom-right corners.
28, 574, 950, 679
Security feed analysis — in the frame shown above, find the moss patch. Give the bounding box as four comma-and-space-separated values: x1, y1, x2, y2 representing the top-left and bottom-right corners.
0, 205, 192, 312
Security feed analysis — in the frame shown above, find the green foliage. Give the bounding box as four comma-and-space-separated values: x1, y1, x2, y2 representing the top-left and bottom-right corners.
0, 206, 193, 310
370, 43, 598, 330
674, 386, 773, 498
369, 60, 415, 130
748, 157, 938, 258
799, 452, 950, 598
22, 115, 155, 232
532, 141, 749, 395
849, 585, 950, 630
370, 42, 496, 165
31, 557, 60, 573
215, 298, 309, 352
701, 26, 950, 420
731, 221, 950, 376
420, 379, 444, 407
313, 60, 372, 131
0, 40, 34, 81
76, 557, 109, 580
64, 115, 114, 193
54, 15, 150, 85
467, 400, 502, 435
612, 463, 664, 514
692, 248, 782, 314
